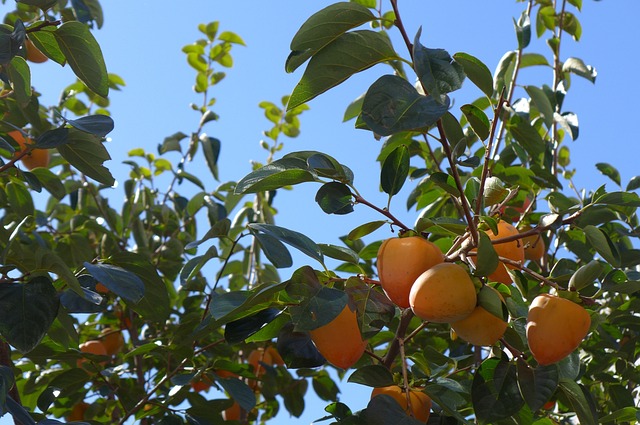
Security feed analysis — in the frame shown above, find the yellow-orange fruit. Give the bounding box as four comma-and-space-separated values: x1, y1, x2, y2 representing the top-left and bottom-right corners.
409, 263, 477, 323
266, 345, 285, 366
485, 221, 525, 284
377, 236, 444, 308
216, 369, 240, 379
25, 39, 48, 63
9, 130, 50, 170
309, 304, 367, 369
190, 375, 212, 392
67, 401, 89, 421
526, 294, 591, 365
95, 282, 109, 294
523, 231, 545, 262
100, 328, 125, 355
450, 286, 508, 346
77, 340, 107, 369
247, 347, 273, 388
222, 401, 241, 421
371, 386, 432, 423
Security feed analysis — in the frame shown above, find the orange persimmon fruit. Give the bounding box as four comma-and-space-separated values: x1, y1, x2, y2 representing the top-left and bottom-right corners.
371, 385, 432, 423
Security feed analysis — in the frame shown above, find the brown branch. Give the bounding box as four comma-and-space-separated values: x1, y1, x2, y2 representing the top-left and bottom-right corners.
353, 194, 410, 232
382, 309, 414, 368
0, 341, 23, 425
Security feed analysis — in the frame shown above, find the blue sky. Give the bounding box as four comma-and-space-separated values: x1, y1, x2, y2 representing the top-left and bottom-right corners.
4, 0, 640, 424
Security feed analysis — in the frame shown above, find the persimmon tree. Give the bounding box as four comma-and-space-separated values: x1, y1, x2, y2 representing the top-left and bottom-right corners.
0, 0, 639, 425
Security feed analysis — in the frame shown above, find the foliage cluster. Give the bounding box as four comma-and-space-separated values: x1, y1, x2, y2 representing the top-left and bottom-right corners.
0, 1, 639, 425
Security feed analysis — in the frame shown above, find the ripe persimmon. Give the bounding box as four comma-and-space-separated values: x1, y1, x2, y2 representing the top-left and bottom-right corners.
223, 401, 241, 421
25, 39, 48, 63
521, 227, 545, 262
190, 375, 213, 392
95, 282, 109, 294
99, 328, 125, 355
484, 221, 525, 284
77, 340, 108, 369
309, 303, 367, 369
450, 286, 508, 346
9, 130, 50, 170
67, 401, 89, 421
377, 236, 444, 308
409, 263, 477, 323
371, 385, 432, 422
526, 294, 591, 365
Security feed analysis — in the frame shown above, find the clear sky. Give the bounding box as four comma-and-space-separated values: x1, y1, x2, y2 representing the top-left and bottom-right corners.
4, 0, 640, 424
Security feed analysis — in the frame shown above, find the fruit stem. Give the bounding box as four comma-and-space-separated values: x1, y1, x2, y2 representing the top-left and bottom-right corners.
404, 321, 427, 343
382, 309, 414, 368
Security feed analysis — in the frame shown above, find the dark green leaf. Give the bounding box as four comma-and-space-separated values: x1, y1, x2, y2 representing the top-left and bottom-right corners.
7, 56, 31, 106
347, 221, 386, 240
288, 30, 399, 110
217, 377, 256, 412
472, 358, 524, 424
364, 394, 424, 425
460, 104, 490, 141
6, 181, 34, 218
568, 260, 604, 291
361, 75, 449, 136
381, 145, 410, 196
315, 182, 354, 215
224, 308, 280, 344
525, 85, 554, 129
0, 277, 59, 353
595, 162, 621, 186
600, 407, 640, 423
318, 244, 359, 264
559, 379, 598, 425
235, 157, 317, 194
286, 2, 376, 72
249, 224, 324, 266
514, 11, 531, 49
287, 270, 347, 332
57, 129, 115, 186
347, 365, 394, 387
277, 322, 326, 368
413, 30, 465, 101
35, 127, 69, 148
0, 20, 25, 65
200, 135, 221, 180
53, 21, 109, 97
517, 361, 559, 411
254, 232, 293, 269
440, 111, 466, 147
83, 262, 144, 303
67, 114, 114, 137
583, 225, 620, 267
474, 232, 499, 277
520, 53, 550, 68
429, 172, 460, 196
494, 50, 516, 94
507, 115, 545, 156
626, 176, 640, 191
453, 52, 493, 97
594, 191, 640, 207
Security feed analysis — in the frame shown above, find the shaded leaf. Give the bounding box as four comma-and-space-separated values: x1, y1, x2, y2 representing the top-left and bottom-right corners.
249, 224, 324, 266
315, 182, 354, 215
67, 114, 114, 137
83, 262, 144, 303
235, 157, 317, 194
413, 30, 465, 101
361, 75, 449, 136
517, 361, 559, 411
381, 145, 410, 196
461, 103, 490, 141
347, 365, 394, 387
254, 232, 293, 269
57, 129, 114, 186
472, 358, 524, 424
559, 379, 598, 425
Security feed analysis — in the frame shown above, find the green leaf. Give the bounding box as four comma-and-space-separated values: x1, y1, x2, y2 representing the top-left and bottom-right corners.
7, 56, 31, 106
626, 176, 640, 191
559, 379, 598, 425
286, 267, 347, 332
525, 85, 554, 129
361, 75, 449, 136
380, 145, 410, 196
27, 168, 66, 200
595, 162, 621, 186
472, 358, 524, 424
460, 104, 490, 141
0, 276, 59, 353
600, 407, 640, 423
507, 115, 545, 157
57, 128, 115, 186
521, 53, 550, 68
6, 181, 34, 218
319, 244, 359, 266
254, 232, 293, 269
343, 93, 365, 122
347, 221, 386, 240
288, 30, 399, 110
429, 172, 460, 197
248, 224, 324, 266
364, 394, 424, 425
474, 232, 499, 278
67, 114, 114, 137
16, 0, 57, 10
224, 308, 280, 344
555, 112, 579, 140
234, 157, 317, 194
514, 11, 531, 49
286, 2, 376, 72
29, 28, 65, 64
35, 127, 69, 148
413, 30, 465, 101
517, 361, 559, 411
441, 111, 466, 147
583, 225, 620, 267
568, 260, 604, 291
218, 31, 246, 46
200, 135, 221, 181
594, 191, 640, 207
53, 21, 109, 97
562, 57, 596, 83
494, 50, 516, 94
83, 262, 145, 303
347, 365, 394, 387
453, 52, 493, 97
217, 378, 256, 412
